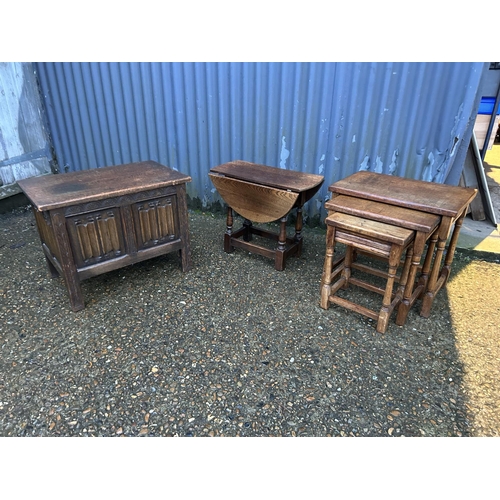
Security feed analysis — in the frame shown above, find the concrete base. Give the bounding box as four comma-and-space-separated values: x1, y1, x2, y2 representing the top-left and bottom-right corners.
458, 216, 500, 253
458, 143, 500, 255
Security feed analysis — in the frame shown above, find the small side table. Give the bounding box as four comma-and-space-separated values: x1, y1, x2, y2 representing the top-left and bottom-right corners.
209, 160, 324, 270
324, 195, 441, 327
328, 171, 477, 319
18, 161, 192, 311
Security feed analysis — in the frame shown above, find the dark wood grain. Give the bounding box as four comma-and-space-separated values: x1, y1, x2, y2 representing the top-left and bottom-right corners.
327, 171, 477, 322
17, 161, 191, 211
210, 160, 324, 194
329, 171, 476, 217
208, 173, 299, 223
320, 212, 415, 334
209, 160, 324, 271
325, 195, 440, 232
18, 162, 192, 311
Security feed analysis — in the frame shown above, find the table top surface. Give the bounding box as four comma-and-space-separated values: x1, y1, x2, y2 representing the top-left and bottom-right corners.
17, 161, 191, 211
210, 160, 324, 193
329, 171, 477, 218
325, 195, 441, 233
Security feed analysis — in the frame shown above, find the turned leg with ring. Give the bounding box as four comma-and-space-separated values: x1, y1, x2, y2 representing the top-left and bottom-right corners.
224, 206, 234, 253
275, 215, 288, 271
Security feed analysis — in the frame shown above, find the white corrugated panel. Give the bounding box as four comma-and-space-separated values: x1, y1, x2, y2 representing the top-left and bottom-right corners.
0, 62, 53, 198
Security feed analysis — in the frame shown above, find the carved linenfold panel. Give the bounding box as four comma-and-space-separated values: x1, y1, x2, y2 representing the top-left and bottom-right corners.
148, 208, 159, 241
63, 187, 177, 217
67, 208, 125, 267
76, 222, 93, 260
158, 201, 176, 237
134, 196, 178, 249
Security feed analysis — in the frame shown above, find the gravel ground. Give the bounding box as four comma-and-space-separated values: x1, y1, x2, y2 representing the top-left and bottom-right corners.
1, 205, 499, 437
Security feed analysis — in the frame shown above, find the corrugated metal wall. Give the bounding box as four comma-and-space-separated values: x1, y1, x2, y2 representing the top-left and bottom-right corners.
34, 62, 487, 220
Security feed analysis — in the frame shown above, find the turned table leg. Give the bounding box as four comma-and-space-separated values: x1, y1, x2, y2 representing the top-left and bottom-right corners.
395, 232, 425, 326
377, 244, 402, 334
320, 224, 336, 308
421, 216, 453, 318
224, 206, 234, 253
275, 215, 288, 271
294, 206, 303, 257
416, 230, 439, 299
440, 208, 467, 286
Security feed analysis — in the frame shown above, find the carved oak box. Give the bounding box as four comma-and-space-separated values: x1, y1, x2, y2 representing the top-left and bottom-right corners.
18, 161, 192, 311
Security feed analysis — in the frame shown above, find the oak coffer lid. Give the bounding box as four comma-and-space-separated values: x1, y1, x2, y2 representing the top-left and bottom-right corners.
17, 161, 191, 211
210, 160, 324, 193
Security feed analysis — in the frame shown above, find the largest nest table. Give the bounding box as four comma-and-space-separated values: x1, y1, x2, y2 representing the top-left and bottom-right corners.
18, 161, 192, 311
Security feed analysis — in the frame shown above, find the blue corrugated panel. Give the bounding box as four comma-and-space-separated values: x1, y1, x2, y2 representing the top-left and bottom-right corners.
34, 62, 486, 221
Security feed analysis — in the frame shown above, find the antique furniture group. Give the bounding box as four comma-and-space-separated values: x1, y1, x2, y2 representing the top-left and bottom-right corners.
19, 160, 477, 333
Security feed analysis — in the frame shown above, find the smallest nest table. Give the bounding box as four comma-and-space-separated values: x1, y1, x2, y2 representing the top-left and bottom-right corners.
18, 161, 192, 311
209, 160, 324, 270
